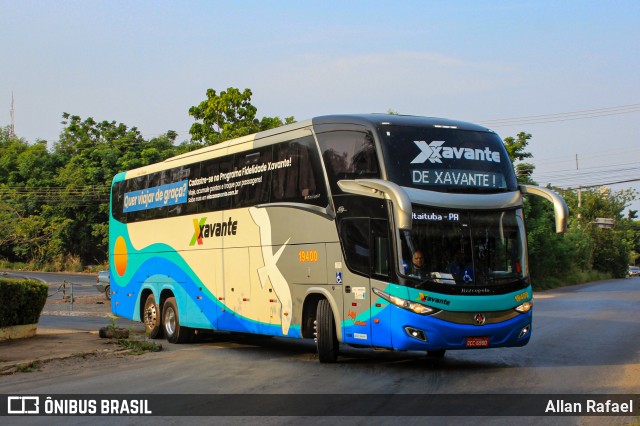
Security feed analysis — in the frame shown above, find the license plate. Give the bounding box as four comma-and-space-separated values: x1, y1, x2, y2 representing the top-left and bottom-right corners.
466, 337, 489, 347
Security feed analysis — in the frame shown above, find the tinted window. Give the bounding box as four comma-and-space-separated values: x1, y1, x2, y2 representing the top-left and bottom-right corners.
231, 147, 271, 208
111, 136, 328, 223
340, 218, 370, 276
371, 219, 390, 278
317, 131, 380, 193
339, 218, 391, 279
272, 136, 324, 204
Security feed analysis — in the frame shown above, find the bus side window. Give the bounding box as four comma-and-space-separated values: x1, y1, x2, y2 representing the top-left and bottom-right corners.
111, 181, 126, 223
340, 218, 370, 276
371, 219, 390, 278
201, 157, 232, 212
271, 136, 318, 202
233, 147, 272, 208
317, 131, 380, 193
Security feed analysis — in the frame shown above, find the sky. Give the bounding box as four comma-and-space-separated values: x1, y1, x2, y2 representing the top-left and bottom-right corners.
2, 0, 639, 213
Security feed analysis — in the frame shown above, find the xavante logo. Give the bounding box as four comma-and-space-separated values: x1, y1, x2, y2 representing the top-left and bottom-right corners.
190, 217, 238, 246
411, 141, 501, 164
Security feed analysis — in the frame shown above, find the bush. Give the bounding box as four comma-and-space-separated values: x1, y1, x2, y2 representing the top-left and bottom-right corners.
0, 278, 48, 327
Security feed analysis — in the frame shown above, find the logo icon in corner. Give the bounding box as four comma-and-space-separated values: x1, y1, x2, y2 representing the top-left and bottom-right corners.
473, 313, 486, 326
411, 141, 445, 164
7, 396, 40, 414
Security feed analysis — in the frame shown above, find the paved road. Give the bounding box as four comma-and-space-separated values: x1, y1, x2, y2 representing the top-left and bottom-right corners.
1, 270, 100, 297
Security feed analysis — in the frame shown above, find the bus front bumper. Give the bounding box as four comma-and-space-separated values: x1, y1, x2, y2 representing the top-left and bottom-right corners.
388, 309, 532, 351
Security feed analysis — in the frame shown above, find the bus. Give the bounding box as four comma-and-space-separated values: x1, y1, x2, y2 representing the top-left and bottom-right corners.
109, 114, 568, 362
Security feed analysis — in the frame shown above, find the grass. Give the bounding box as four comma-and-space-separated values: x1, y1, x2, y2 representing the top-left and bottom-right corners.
16, 360, 40, 373
117, 336, 162, 355
107, 317, 162, 355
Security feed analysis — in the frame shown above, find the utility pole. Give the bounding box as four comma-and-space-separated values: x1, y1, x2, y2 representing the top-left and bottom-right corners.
9, 92, 15, 138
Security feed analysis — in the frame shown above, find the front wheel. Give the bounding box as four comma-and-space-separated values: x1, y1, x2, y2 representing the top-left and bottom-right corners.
316, 299, 339, 363
162, 297, 191, 344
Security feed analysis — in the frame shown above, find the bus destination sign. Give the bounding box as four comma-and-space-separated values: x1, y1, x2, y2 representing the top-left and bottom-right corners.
411, 169, 505, 189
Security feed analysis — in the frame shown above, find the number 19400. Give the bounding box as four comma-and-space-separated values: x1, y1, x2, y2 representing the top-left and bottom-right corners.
298, 249, 318, 262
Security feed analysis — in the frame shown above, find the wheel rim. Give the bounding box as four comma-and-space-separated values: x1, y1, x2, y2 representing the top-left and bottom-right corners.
165, 307, 176, 336
144, 303, 157, 330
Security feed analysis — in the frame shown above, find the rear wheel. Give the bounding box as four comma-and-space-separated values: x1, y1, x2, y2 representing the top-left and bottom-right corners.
162, 297, 191, 344
316, 299, 338, 363
143, 293, 163, 339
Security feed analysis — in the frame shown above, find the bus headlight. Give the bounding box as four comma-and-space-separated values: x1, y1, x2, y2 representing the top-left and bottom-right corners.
515, 300, 533, 313
373, 287, 439, 315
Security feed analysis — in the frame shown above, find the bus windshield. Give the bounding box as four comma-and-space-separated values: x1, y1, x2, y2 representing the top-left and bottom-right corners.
400, 206, 528, 288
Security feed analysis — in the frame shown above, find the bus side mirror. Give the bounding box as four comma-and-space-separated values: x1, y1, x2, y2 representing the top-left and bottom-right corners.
519, 184, 569, 233
337, 179, 413, 230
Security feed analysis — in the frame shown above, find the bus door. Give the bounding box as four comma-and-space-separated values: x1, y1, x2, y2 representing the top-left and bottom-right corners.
340, 218, 392, 348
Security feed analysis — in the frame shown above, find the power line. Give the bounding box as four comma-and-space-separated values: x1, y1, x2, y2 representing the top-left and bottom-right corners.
561, 178, 640, 190
0, 185, 110, 204
479, 103, 640, 127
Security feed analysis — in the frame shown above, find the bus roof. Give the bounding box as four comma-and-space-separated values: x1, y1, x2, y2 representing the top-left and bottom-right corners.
312, 114, 493, 133
119, 114, 493, 180
174, 114, 492, 160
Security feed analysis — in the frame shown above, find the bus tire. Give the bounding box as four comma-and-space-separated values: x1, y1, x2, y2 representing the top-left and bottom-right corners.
143, 293, 163, 339
316, 299, 338, 363
163, 297, 190, 344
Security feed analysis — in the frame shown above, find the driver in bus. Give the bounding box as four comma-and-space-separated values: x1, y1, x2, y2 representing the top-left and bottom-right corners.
408, 250, 428, 279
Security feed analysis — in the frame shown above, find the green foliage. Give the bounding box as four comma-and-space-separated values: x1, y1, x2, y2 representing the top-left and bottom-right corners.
0, 279, 48, 327
16, 361, 41, 373
188, 87, 257, 145
502, 131, 639, 287
0, 118, 181, 268
117, 335, 162, 355
188, 87, 294, 146
503, 132, 535, 183
560, 187, 637, 277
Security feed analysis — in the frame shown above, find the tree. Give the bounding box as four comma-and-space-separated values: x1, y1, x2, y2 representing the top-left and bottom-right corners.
50, 114, 182, 266
188, 87, 294, 146
561, 187, 638, 277
503, 131, 535, 183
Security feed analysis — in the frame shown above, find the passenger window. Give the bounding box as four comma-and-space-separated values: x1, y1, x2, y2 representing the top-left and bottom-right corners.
271, 136, 325, 206
340, 218, 370, 276
371, 219, 390, 278
317, 131, 380, 193
232, 147, 272, 208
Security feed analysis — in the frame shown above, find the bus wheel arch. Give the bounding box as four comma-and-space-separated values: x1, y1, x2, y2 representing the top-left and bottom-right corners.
301, 294, 322, 338
301, 291, 342, 341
